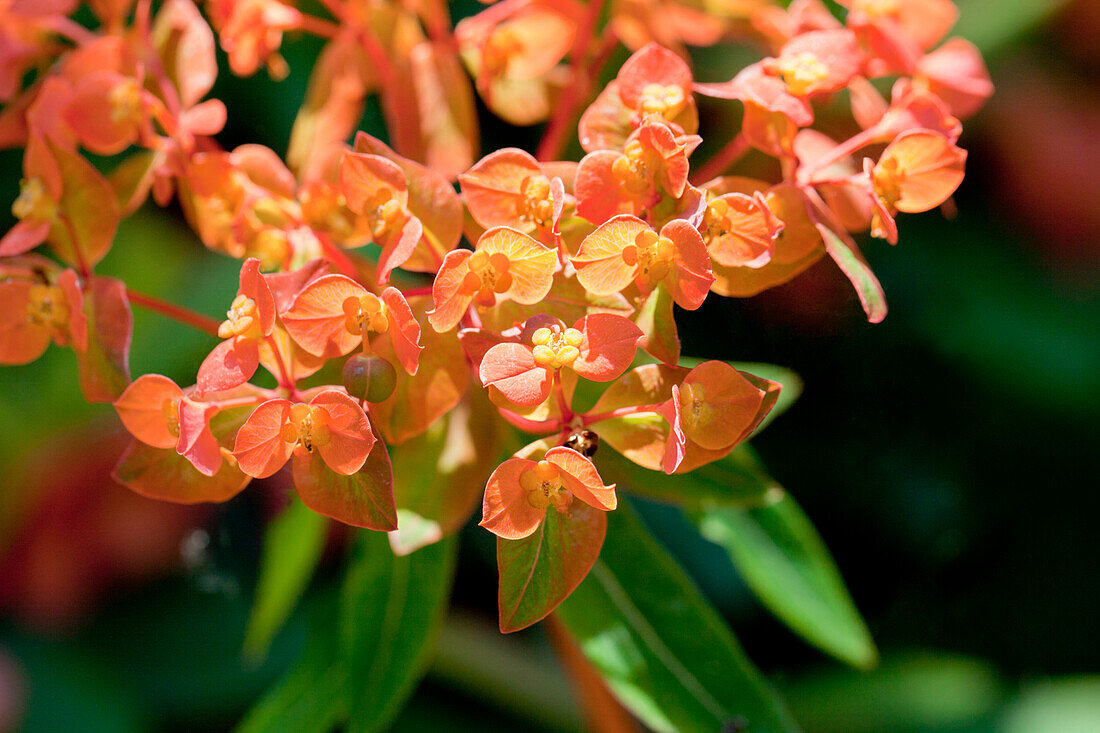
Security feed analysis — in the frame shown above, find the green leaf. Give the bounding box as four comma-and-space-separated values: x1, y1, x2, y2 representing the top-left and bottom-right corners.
243, 497, 329, 660
817, 224, 887, 324
955, 0, 1072, 54
340, 531, 458, 733
695, 491, 877, 669
290, 442, 397, 531
635, 286, 679, 366
497, 502, 607, 633
597, 440, 779, 508
557, 502, 798, 733
235, 593, 350, 733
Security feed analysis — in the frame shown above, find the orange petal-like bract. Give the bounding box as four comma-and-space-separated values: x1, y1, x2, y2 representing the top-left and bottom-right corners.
114, 374, 184, 450
480, 447, 615, 540
428, 227, 556, 332
675, 360, 769, 451
873, 129, 967, 214
480, 341, 552, 408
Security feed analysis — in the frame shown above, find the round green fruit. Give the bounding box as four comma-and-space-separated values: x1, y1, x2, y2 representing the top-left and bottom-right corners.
342, 355, 397, 403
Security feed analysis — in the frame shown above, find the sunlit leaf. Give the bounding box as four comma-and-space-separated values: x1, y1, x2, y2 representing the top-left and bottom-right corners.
244, 497, 329, 660
557, 502, 798, 733
498, 502, 606, 633
696, 491, 877, 669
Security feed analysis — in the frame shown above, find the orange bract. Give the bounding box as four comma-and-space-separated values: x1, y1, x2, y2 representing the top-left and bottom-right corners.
428, 226, 556, 333
480, 446, 616, 540
573, 215, 714, 309
233, 389, 375, 479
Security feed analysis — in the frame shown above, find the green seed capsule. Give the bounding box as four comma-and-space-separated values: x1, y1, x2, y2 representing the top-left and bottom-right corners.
342, 355, 397, 403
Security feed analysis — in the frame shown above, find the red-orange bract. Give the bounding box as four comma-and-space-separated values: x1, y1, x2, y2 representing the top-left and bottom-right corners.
481, 446, 616, 540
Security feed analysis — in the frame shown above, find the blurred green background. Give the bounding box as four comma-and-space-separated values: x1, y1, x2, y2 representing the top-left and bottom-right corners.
1, 0, 1098, 731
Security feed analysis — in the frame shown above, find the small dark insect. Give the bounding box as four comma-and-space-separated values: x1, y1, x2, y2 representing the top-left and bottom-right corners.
563, 429, 599, 458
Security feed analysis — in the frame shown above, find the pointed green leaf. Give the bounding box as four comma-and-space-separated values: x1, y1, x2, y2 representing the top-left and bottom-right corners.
696, 491, 877, 669
557, 503, 799, 733
498, 502, 607, 633
596, 439, 778, 508
817, 224, 887, 324
235, 593, 349, 733
291, 442, 397, 531
340, 531, 458, 733
635, 286, 680, 365
244, 497, 329, 660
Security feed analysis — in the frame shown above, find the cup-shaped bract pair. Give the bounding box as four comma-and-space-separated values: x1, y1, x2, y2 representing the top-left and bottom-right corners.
281, 274, 422, 375
572, 215, 715, 309
0, 267, 86, 365
481, 446, 616, 540
197, 258, 277, 394
429, 226, 557, 333
478, 314, 643, 410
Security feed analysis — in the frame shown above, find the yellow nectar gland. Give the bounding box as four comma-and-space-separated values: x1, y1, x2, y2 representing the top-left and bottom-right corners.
519, 175, 554, 228
280, 403, 331, 453
162, 398, 181, 438
678, 382, 711, 437
611, 140, 655, 195
775, 52, 829, 97
109, 79, 143, 125
302, 185, 355, 241
856, 0, 900, 18
218, 294, 262, 340
24, 283, 69, 329
12, 177, 56, 223
703, 197, 734, 242
360, 189, 404, 240
461, 250, 513, 306
481, 27, 524, 79
520, 459, 572, 511
531, 325, 583, 369
637, 83, 687, 118
872, 157, 903, 210
622, 229, 674, 289
343, 292, 389, 338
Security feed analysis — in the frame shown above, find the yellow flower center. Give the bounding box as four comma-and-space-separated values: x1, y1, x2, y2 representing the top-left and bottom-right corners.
519, 459, 571, 511
482, 27, 524, 78
531, 325, 584, 369
462, 250, 513, 304
775, 52, 829, 97
24, 283, 69, 329
872, 156, 904, 209
162, 398, 181, 438
678, 382, 710, 438
302, 185, 355, 241
856, 0, 900, 18
218, 294, 262, 339
12, 177, 55, 222
519, 175, 554, 228
703, 197, 733, 241
343, 292, 390, 337
621, 229, 675, 289
637, 83, 686, 118
361, 189, 404, 240
611, 140, 654, 195
109, 79, 143, 125
280, 403, 331, 452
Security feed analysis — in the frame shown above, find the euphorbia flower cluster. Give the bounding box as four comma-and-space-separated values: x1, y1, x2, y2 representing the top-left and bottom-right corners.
0, 0, 989, 633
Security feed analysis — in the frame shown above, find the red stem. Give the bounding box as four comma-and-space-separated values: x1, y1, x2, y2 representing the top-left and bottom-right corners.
535, 0, 612, 161
582, 402, 661, 426
690, 132, 749, 185
126, 288, 222, 337
553, 371, 574, 424
297, 14, 341, 39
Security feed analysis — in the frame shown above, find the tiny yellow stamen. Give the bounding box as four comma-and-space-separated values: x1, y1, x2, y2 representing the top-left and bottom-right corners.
343, 292, 390, 337
284, 403, 331, 452
25, 283, 69, 329
109, 79, 143, 125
